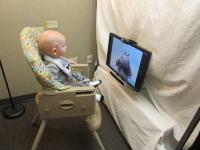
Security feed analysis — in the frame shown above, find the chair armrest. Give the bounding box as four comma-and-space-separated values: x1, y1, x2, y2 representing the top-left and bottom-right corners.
71, 64, 89, 78
42, 86, 95, 96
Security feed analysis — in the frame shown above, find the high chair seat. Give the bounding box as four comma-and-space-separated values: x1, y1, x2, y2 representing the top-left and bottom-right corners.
20, 27, 105, 150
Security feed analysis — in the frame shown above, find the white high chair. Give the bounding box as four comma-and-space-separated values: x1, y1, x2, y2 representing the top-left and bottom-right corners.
20, 27, 105, 150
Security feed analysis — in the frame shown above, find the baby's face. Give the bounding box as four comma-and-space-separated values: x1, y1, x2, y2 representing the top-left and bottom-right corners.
54, 37, 67, 57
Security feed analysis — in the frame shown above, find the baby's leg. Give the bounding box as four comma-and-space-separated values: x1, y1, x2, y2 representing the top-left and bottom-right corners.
72, 72, 89, 82
72, 72, 102, 87
72, 72, 90, 86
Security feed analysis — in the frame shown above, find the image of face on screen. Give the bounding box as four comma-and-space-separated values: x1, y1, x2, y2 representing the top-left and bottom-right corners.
116, 51, 132, 80
110, 38, 143, 87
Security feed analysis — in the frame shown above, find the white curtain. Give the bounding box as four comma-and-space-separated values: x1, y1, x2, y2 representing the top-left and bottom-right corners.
96, 0, 200, 148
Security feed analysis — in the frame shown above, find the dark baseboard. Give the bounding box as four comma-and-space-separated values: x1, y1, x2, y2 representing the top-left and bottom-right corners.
0, 93, 36, 106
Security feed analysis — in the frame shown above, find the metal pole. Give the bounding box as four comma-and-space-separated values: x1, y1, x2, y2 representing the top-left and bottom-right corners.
0, 59, 15, 109
176, 106, 200, 150
0, 59, 25, 119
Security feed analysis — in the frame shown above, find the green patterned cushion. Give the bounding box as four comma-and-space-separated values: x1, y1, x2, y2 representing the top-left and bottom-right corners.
20, 27, 69, 90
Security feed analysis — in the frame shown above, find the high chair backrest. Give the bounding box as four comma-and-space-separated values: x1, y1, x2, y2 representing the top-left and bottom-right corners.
20, 27, 68, 91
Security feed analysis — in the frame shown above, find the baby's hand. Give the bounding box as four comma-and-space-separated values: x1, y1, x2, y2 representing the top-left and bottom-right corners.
70, 60, 78, 64
68, 57, 78, 64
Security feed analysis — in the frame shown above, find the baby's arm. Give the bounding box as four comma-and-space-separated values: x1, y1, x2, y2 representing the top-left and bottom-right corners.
63, 57, 78, 64
69, 60, 78, 64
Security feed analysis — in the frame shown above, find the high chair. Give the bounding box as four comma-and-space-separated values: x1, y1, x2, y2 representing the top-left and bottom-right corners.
20, 27, 105, 150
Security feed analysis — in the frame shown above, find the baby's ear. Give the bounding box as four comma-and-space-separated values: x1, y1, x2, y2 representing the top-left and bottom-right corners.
51, 48, 57, 56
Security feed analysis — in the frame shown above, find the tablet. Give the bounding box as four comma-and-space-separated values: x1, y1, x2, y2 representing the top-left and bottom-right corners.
106, 33, 151, 92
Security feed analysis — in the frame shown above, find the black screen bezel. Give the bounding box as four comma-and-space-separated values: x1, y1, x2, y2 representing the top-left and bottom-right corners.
106, 33, 151, 92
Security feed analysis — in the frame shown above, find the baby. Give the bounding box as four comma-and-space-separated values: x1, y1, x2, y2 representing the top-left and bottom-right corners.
38, 30, 103, 101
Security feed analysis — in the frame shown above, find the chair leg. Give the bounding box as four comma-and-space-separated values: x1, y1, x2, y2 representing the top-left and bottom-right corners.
32, 111, 39, 125
31, 120, 47, 150
93, 131, 106, 150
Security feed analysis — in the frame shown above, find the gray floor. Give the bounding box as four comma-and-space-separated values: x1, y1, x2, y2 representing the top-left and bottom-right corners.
0, 100, 131, 150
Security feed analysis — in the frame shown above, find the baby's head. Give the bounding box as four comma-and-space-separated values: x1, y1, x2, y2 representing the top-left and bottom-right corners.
38, 30, 67, 58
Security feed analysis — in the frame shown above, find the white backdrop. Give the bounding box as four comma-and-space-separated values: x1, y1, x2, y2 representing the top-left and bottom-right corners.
96, 0, 200, 148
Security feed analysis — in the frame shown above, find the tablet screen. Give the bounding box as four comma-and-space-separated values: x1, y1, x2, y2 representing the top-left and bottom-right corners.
106, 33, 151, 91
